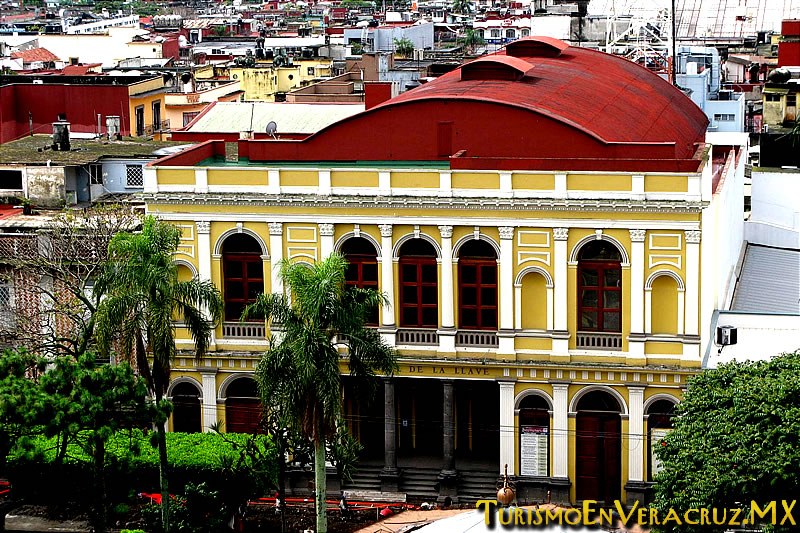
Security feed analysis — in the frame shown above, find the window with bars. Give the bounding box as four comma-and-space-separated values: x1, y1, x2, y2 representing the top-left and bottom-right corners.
125, 165, 144, 188
398, 239, 438, 328
183, 111, 201, 127
89, 164, 103, 185
577, 241, 622, 333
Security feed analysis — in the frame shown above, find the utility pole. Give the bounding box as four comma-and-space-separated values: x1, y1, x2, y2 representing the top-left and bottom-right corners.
671, 0, 677, 85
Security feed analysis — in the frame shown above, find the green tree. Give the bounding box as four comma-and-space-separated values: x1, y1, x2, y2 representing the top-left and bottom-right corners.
95, 216, 224, 533
459, 28, 485, 54
452, 0, 472, 14
653, 350, 800, 533
393, 37, 414, 58
39, 354, 161, 533
246, 255, 397, 533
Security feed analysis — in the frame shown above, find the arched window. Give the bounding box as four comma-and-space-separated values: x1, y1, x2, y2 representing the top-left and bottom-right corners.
341, 237, 379, 325
225, 377, 261, 434
651, 275, 678, 334
222, 234, 264, 321
398, 239, 438, 328
519, 394, 549, 428
171, 381, 201, 433
521, 28, 530, 37
647, 399, 676, 480
505, 28, 515, 39
578, 241, 622, 333
576, 390, 621, 505
458, 239, 497, 330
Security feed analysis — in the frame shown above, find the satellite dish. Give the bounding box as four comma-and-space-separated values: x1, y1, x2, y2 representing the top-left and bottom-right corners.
266, 121, 278, 138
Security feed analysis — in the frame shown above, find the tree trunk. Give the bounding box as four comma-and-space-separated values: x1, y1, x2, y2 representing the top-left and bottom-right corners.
154, 390, 170, 533
93, 439, 107, 533
314, 433, 327, 533
278, 439, 287, 533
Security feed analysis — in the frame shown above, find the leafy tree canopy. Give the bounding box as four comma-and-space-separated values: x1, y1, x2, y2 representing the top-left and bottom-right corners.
654, 350, 800, 533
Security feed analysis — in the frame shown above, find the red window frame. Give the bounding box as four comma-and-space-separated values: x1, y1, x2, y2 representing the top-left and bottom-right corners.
577, 261, 622, 332
345, 254, 379, 325
222, 253, 264, 321
399, 256, 438, 328
458, 258, 498, 330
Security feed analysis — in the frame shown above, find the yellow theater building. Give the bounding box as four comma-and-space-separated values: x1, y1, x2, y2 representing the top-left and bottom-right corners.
143, 37, 745, 506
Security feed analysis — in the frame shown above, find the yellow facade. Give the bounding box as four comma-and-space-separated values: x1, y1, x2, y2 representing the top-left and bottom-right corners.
148, 160, 708, 505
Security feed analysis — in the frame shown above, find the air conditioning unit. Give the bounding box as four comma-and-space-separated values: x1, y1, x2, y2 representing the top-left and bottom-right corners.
716, 325, 737, 346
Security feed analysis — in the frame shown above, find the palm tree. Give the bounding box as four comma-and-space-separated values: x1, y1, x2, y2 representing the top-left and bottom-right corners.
95, 216, 223, 533
460, 28, 485, 55
246, 254, 397, 533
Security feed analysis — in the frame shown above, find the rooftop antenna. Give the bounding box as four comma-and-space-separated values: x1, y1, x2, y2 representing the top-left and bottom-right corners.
266, 120, 278, 139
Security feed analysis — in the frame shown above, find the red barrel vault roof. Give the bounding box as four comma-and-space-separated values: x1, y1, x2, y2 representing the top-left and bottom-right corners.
383, 37, 708, 159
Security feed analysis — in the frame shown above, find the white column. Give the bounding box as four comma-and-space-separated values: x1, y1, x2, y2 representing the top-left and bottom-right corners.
143, 166, 158, 193
629, 230, 646, 333
498, 227, 515, 355
268, 222, 283, 294
319, 223, 335, 258
677, 289, 685, 335
196, 221, 215, 346
546, 286, 554, 330
684, 230, 701, 336
552, 228, 569, 331
318, 169, 331, 196
499, 381, 516, 475
267, 169, 280, 194
438, 225, 456, 352
551, 383, 569, 478
200, 370, 218, 432
194, 168, 208, 194
514, 284, 522, 329
627, 386, 645, 482
438, 226, 455, 329
378, 225, 396, 333
644, 289, 653, 334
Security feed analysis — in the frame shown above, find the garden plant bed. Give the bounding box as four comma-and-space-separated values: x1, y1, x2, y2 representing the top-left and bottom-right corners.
246, 503, 397, 533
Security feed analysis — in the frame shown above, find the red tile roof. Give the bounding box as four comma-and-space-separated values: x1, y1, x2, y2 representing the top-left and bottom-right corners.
10, 47, 60, 63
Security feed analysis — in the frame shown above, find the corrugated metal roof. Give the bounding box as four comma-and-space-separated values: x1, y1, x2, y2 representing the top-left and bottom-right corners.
732, 244, 800, 315
187, 102, 365, 134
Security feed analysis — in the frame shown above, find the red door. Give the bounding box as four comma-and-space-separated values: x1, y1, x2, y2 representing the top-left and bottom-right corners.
576, 413, 620, 505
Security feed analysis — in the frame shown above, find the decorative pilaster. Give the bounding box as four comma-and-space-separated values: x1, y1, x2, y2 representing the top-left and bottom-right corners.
499, 381, 516, 474
627, 386, 645, 482
629, 229, 646, 357
498, 227, 515, 355
200, 370, 218, 432
195, 221, 215, 347
552, 228, 569, 333
268, 222, 283, 294
319, 223, 335, 258
551, 383, 569, 479
379, 225, 396, 342
684, 230, 701, 336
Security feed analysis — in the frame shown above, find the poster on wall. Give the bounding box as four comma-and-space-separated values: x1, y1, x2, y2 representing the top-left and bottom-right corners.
520, 425, 548, 476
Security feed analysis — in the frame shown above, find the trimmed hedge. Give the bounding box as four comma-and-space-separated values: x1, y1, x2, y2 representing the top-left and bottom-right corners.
6, 430, 276, 506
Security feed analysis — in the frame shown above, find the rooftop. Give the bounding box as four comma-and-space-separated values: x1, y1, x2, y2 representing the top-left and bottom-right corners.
731, 244, 800, 315
0, 135, 189, 165
9, 47, 59, 63
184, 102, 365, 135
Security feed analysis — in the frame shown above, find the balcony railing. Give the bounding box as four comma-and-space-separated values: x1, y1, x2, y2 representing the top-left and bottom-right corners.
396, 328, 439, 346
222, 321, 266, 339
143, 120, 171, 136
455, 330, 499, 348
576, 331, 623, 351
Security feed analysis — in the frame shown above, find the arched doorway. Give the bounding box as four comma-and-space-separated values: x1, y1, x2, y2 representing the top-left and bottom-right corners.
576, 390, 622, 505
397, 239, 438, 328
457, 239, 498, 330
341, 237, 379, 325
518, 394, 550, 477
225, 377, 261, 434
647, 399, 676, 480
221, 234, 264, 321
171, 381, 202, 433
